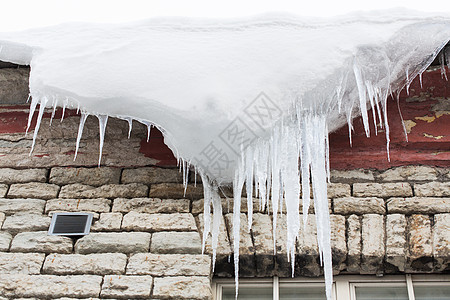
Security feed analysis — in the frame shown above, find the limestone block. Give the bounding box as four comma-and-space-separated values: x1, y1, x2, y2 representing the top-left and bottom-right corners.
346, 215, 361, 273
387, 197, 450, 214
361, 214, 384, 274
414, 182, 450, 197
0, 253, 45, 274
327, 183, 351, 198
385, 214, 407, 272
59, 183, 148, 199
101, 275, 153, 298
0, 68, 30, 105
274, 214, 291, 277
112, 197, 190, 213
11, 231, 73, 254
330, 215, 346, 273
45, 198, 111, 213
8, 182, 60, 200
334, 197, 385, 215
0, 212, 4, 226
2, 213, 51, 234
75, 232, 150, 254
91, 213, 122, 231
407, 214, 433, 272
122, 212, 197, 232
193, 197, 262, 215
121, 167, 182, 184
298, 197, 332, 215
149, 183, 204, 200
43, 253, 127, 275
353, 182, 412, 198
330, 169, 374, 182
296, 214, 321, 277
0, 232, 12, 251
151, 231, 202, 254
0, 275, 102, 298
0, 168, 47, 184
152, 276, 211, 300
433, 214, 450, 271
252, 213, 275, 276
49, 167, 121, 186
377, 166, 438, 181
127, 253, 211, 276
0, 184, 7, 197
0, 198, 46, 215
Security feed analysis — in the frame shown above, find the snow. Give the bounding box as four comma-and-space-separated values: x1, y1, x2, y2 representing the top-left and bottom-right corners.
1, 9, 449, 299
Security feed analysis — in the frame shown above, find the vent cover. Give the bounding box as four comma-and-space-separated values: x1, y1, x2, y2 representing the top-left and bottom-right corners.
48, 213, 93, 236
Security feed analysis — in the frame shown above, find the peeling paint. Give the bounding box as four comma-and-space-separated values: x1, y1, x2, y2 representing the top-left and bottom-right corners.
435, 111, 450, 118
403, 120, 417, 134
415, 115, 436, 123
423, 133, 444, 140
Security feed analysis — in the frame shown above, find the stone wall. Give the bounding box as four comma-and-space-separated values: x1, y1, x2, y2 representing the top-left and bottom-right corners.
0, 165, 449, 299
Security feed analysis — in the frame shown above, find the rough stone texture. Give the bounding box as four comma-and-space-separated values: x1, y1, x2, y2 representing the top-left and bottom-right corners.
0, 232, 12, 251
386, 214, 407, 272
252, 213, 275, 276
296, 214, 320, 277
75, 232, 150, 254
43, 253, 127, 275
121, 167, 182, 184
149, 183, 203, 200
0, 275, 102, 298
49, 167, 121, 186
196, 213, 232, 276
361, 214, 384, 274
152, 276, 211, 300
433, 213, 450, 271
330, 169, 375, 182
388, 197, 450, 214
192, 197, 262, 215
346, 215, 361, 273
59, 183, 148, 199
377, 166, 438, 181
151, 231, 202, 254
0, 184, 7, 197
127, 253, 211, 276
45, 198, 111, 213
0, 212, 4, 227
330, 215, 346, 273
90, 212, 122, 231
1, 213, 51, 234
0, 198, 46, 215
101, 275, 153, 298
407, 214, 433, 272
10, 231, 73, 254
0, 253, 45, 274
112, 197, 190, 213
0, 68, 30, 105
225, 213, 256, 276
122, 212, 197, 232
353, 182, 412, 198
7, 182, 60, 199
327, 183, 351, 198
334, 197, 385, 215
0, 168, 47, 184
414, 182, 450, 197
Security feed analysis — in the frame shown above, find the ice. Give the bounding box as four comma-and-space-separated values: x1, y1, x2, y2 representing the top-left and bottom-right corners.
1, 9, 449, 300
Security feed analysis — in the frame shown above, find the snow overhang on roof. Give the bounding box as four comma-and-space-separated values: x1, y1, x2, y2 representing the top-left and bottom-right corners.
0, 10, 449, 299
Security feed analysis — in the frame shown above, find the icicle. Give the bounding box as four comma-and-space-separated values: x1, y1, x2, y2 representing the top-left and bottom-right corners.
232, 165, 245, 298
49, 98, 58, 126
200, 173, 212, 255
353, 60, 370, 137
30, 97, 49, 154
419, 72, 423, 88
244, 146, 254, 231
146, 124, 151, 142
97, 114, 108, 166
61, 99, 67, 122
26, 97, 39, 135
74, 112, 89, 161
125, 117, 133, 138
211, 187, 222, 272
439, 51, 448, 81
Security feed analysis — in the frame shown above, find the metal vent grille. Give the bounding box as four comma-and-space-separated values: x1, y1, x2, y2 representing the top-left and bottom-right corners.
48, 213, 93, 236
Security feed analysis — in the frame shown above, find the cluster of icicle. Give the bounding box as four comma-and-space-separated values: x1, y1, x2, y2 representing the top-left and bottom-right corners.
25, 49, 449, 300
